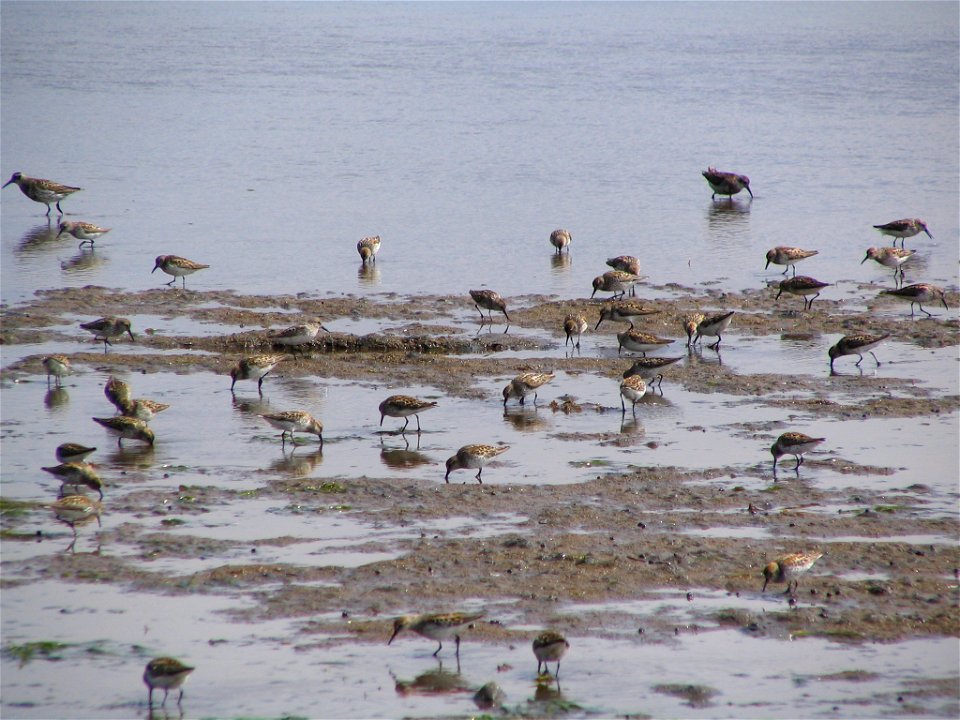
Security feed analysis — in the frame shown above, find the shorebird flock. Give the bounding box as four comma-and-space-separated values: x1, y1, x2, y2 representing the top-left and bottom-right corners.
5, 165, 950, 708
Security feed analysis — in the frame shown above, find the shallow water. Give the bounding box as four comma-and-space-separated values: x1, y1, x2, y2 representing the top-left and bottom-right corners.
2, 3, 959, 719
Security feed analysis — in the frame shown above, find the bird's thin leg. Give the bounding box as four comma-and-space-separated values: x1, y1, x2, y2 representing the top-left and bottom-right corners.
165, 278, 176, 286
919, 303, 932, 318
855, 354, 863, 367
433, 641, 442, 657
415, 415, 422, 433
869, 351, 881, 365
400, 417, 409, 434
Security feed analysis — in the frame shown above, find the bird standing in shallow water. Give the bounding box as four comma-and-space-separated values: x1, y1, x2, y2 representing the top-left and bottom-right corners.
862, 247, 914, 287
702, 167, 752, 200
3, 172, 81, 215
549, 229, 571, 255
872, 218, 932, 248
230, 354, 285, 395
388, 612, 485, 659
57, 221, 110, 247
379, 395, 438, 434
765, 246, 818, 276
692, 311, 735, 348
42, 355, 71, 387
469, 289, 510, 322
502, 372, 555, 406
152, 255, 210, 288
143, 657, 195, 710
533, 631, 570, 677
563, 314, 587, 348
80, 317, 134, 351
828, 333, 890, 371
445, 444, 509, 484
260, 410, 324, 449
770, 432, 825, 475
762, 551, 823, 597
881, 283, 948, 318
775, 276, 830, 311
357, 235, 381, 264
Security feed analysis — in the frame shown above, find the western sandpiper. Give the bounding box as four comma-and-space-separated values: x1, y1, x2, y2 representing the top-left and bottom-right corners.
56, 221, 110, 248
862, 247, 915, 287
144, 657, 195, 709
503, 371, 555, 406
2, 172, 81, 215
617, 329, 674, 356
469, 289, 510, 322
122, 398, 171, 423
230, 354, 284, 394
445, 444, 509, 484
828, 333, 891, 371
693, 311, 735, 348
388, 612, 485, 658
619, 375, 647, 414
357, 235, 381, 264
51, 494, 102, 536
270, 318, 330, 350
881, 283, 948, 318
261, 410, 324, 449
770, 432, 825, 474
563, 314, 588, 348
41, 355, 71, 387
606, 255, 640, 276
152, 255, 210, 288
379, 395, 438, 434
775, 276, 830, 311
549, 229, 572, 255
104, 376, 133, 413
42, 462, 104, 499
702, 167, 752, 200
765, 246, 818, 277
683, 312, 706, 346
591, 271, 638, 300
55, 443, 96, 463
92, 416, 155, 447
623, 356, 684, 391
762, 551, 823, 596
594, 301, 659, 330
873, 218, 932, 247
80, 317, 133, 350
533, 630, 570, 677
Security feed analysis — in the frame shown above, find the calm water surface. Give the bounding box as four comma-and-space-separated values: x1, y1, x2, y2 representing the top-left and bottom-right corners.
2, 3, 958, 719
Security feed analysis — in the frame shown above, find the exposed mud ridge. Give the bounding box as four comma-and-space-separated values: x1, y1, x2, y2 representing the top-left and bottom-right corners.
1, 284, 958, 657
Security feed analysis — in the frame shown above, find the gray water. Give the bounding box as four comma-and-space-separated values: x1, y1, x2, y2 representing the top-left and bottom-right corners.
2, 3, 959, 719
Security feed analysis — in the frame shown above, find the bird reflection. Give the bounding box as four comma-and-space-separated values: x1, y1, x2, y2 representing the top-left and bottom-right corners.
358, 263, 381, 286
60, 248, 106, 273
44, 388, 70, 411
550, 253, 572, 273
619, 417, 645, 435
104, 444, 155, 466
391, 660, 469, 695
687, 344, 723, 367
16, 222, 60, 252
269, 448, 323, 476
502, 406, 549, 433
232, 395, 272, 416
380, 436, 432, 469
475, 322, 510, 336
534, 675, 566, 701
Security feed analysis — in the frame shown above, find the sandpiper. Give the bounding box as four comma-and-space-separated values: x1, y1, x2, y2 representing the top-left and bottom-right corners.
144, 657, 195, 710
57, 221, 110, 248
357, 235, 381, 264
702, 167, 752, 200
42, 462, 104, 499
683, 312, 706, 346
595, 301, 659, 330
591, 271, 638, 300
379, 395, 438, 434
606, 255, 640, 276
765, 246, 818, 276
828, 333, 891, 371
563, 314, 588, 348
92, 416, 155, 447
503, 371, 555, 406
2, 172, 81, 215
51, 494, 102, 536
80, 317, 133, 350
770, 432, 824, 474
533, 630, 570, 677
693, 311, 735, 348
270, 318, 330, 350
122, 398, 171, 423
762, 551, 823, 597
617, 329, 674, 356
41, 355, 71, 387
861, 247, 915, 286
152, 255, 210, 288
881, 283, 948, 318
261, 410, 324, 449
469, 289, 510, 322
873, 218, 932, 247
775, 276, 830, 311
230, 354, 284, 394
445, 444, 509, 484
619, 375, 647, 414
104, 376, 133, 413
388, 612, 485, 658
55, 443, 96, 463
623, 356, 684, 391
549, 229, 571, 255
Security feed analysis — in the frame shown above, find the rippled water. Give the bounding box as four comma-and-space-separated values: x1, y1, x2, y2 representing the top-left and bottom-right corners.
2, 3, 958, 719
